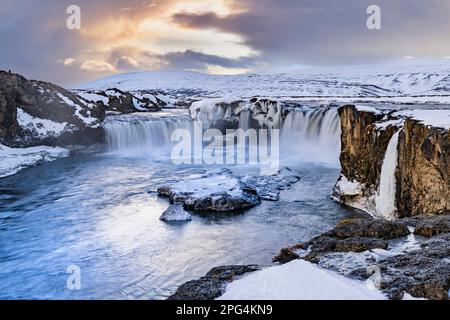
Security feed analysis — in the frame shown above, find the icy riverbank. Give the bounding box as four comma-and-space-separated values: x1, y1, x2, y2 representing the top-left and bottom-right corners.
0, 144, 69, 178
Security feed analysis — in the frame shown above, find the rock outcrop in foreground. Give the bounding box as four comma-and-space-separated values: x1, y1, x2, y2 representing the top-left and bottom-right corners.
168, 265, 260, 300
274, 215, 450, 300
333, 105, 450, 218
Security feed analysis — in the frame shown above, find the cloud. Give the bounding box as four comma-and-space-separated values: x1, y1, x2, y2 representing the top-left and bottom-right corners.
80, 60, 116, 72
115, 56, 139, 71
63, 58, 77, 66
161, 49, 259, 72
172, 0, 450, 66
1, 0, 450, 85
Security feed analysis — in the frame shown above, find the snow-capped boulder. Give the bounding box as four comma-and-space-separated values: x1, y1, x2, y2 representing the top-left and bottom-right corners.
157, 168, 300, 212
157, 175, 261, 212
160, 204, 192, 222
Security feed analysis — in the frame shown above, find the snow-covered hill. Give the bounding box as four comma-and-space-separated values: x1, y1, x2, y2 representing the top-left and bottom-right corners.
77, 61, 450, 99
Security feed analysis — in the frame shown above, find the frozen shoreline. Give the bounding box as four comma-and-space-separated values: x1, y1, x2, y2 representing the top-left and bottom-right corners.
0, 144, 70, 178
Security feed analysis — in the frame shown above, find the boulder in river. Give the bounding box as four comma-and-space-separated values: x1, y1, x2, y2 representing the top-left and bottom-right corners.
160, 204, 192, 222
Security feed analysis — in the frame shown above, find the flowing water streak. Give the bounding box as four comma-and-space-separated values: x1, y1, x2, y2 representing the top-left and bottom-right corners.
280, 108, 341, 165
375, 130, 401, 219
104, 113, 193, 152
103, 107, 342, 166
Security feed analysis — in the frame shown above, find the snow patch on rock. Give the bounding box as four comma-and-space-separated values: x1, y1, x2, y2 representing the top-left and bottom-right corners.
334, 175, 363, 197
157, 175, 261, 212
157, 168, 300, 212
57, 93, 97, 126
394, 109, 450, 129
17, 108, 71, 138
355, 105, 382, 114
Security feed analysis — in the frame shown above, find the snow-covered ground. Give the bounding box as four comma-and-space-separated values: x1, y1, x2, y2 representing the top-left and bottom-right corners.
218, 259, 386, 300
77, 61, 450, 100
394, 109, 450, 129
0, 145, 70, 178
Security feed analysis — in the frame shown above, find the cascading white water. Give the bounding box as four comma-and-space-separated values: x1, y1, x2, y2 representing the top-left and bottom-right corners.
280, 108, 341, 166
104, 114, 193, 153
103, 106, 341, 167
375, 131, 400, 219
239, 110, 252, 130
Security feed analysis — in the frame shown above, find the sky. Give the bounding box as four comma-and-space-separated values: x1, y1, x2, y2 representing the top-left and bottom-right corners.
1, 0, 450, 86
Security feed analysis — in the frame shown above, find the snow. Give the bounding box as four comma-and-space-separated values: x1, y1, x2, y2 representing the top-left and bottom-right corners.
132, 98, 147, 111
76, 91, 109, 105
375, 119, 405, 130
335, 176, 362, 196
355, 105, 382, 114
169, 175, 244, 199
0, 144, 70, 178
217, 259, 386, 300
56, 92, 97, 126
403, 293, 427, 300
76, 62, 450, 100
375, 131, 400, 220
105, 89, 123, 98
394, 109, 450, 129
189, 97, 242, 123
17, 108, 69, 138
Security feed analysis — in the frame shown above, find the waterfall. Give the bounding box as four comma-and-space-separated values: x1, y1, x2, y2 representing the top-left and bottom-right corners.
104, 113, 192, 153
103, 106, 342, 166
239, 110, 251, 130
375, 131, 400, 219
280, 108, 341, 166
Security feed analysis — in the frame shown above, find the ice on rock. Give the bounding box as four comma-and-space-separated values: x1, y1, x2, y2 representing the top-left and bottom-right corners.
334, 175, 363, 197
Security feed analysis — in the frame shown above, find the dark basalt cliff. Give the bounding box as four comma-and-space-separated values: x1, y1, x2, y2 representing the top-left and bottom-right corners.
0, 71, 168, 148
0, 71, 105, 147
334, 105, 450, 218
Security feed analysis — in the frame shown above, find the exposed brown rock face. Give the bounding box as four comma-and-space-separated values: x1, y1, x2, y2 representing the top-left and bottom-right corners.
338, 106, 397, 190
335, 105, 450, 218
397, 119, 450, 216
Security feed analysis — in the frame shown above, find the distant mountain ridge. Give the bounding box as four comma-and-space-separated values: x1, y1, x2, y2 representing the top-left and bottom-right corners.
77, 62, 450, 98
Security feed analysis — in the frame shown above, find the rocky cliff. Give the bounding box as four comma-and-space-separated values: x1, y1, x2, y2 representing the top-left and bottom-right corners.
334, 105, 450, 218
0, 71, 171, 148
0, 71, 105, 147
